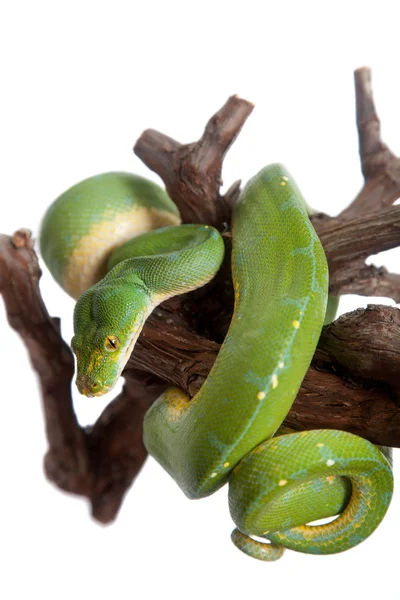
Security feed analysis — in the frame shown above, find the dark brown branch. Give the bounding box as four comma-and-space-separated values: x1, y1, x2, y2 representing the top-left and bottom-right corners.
2, 231, 399, 472
339, 67, 400, 218
315, 205, 400, 300
86, 369, 166, 522
1, 69, 400, 524
322, 205, 400, 260
134, 95, 254, 228
290, 305, 400, 447
129, 301, 220, 395
130, 301, 400, 448
0, 231, 156, 522
308, 67, 400, 301
0, 231, 88, 494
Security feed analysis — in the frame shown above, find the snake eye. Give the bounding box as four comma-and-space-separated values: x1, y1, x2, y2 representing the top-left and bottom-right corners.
105, 335, 120, 351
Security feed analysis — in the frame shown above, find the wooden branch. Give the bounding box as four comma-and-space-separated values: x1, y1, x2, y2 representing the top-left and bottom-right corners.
0, 230, 165, 522
134, 95, 253, 229
1, 67, 400, 523
311, 67, 400, 301
340, 67, 400, 218
132, 302, 400, 448
316, 205, 400, 300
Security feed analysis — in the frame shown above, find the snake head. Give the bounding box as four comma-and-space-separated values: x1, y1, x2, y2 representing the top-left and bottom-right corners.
71, 275, 151, 397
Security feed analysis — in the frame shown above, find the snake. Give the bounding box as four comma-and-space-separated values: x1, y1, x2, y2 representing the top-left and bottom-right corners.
40, 164, 393, 561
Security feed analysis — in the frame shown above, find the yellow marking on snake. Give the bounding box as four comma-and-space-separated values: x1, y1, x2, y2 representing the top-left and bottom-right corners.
165, 389, 190, 423
63, 207, 180, 299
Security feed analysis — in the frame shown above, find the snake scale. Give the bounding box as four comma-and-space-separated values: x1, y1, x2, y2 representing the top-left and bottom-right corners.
40, 164, 393, 561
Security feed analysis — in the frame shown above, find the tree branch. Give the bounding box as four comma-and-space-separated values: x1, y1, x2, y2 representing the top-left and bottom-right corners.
1, 67, 399, 523
134, 94, 253, 228
339, 67, 400, 217
316, 205, 400, 300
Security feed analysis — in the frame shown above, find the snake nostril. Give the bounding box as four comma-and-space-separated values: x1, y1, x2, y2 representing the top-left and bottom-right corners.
91, 380, 102, 393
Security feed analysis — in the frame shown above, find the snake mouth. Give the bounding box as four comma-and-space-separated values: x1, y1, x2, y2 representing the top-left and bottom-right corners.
76, 375, 112, 397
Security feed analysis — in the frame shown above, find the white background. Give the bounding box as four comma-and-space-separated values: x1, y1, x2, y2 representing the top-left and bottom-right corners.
1, 2, 399, 599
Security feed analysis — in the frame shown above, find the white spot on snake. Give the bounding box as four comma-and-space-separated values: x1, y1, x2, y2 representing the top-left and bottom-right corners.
282, 176, 289, 181
278, 479, 288, 486
278, 361, 284, 369
317, 443, 324, 448
326, 459, 335, 467
210, 472, 218, 478
272, 374, 278, 389
257, 391, 266, 401
292, 320, 300, 329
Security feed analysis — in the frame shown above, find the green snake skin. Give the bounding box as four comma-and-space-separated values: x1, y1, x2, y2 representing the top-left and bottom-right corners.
40, 165, 393, 561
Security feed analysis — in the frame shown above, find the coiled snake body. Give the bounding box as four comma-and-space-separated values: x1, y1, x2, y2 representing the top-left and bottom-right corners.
40, 164, 393, 561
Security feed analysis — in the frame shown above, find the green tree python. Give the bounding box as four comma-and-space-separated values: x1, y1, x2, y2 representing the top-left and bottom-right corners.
40, 164, 393, 561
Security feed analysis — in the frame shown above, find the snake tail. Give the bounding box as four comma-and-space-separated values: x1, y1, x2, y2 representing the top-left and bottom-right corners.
229, 429, 393, 560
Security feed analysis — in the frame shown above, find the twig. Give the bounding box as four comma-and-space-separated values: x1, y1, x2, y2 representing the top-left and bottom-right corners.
340, 67, 400, 217
134, 95, 253, 228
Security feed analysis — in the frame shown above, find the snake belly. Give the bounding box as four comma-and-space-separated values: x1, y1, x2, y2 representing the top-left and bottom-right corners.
40, 172, 181, 300
40, 165, 394, 561
143, 164, 393, 560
